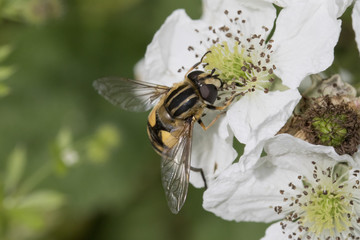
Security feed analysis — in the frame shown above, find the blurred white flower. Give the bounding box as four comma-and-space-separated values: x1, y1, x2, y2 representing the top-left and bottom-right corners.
61, 148, 79, 166
203, 134, 360, 239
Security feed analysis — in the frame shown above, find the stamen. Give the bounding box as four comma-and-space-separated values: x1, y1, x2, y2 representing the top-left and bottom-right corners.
184, 9, 281, 98
273, 162, 360, 239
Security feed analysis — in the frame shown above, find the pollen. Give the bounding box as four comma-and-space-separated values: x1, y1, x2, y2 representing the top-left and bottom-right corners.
189, 9, 279, 95
302, 188, 352, 235
203, 41, 274, 94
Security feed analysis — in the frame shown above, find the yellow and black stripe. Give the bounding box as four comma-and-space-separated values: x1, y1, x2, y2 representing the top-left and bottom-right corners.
146, 81, 203, 156
147, 110, 167, 155
164, 83, 199, 119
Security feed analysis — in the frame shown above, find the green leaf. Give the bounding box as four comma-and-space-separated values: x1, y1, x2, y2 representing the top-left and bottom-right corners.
96, 124, 120, 147
6, 190, 65, 233
0, 66, 15, 81
51, 142, 68, 175
9, 208, 46, 231
0, 83, 10, 97
0, 45, 12, 62
4, 145, 26, 194
17, 190, 65, 210
85, 124, 120, 163
56, 127, 72, 148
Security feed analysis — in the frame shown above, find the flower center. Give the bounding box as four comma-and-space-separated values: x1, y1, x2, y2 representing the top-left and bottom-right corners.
300, 96, 360, 155
274, 162, 360, 239
312, 114, 347, 147
301, 185, 352, 235
188, 9, 279, 95
203, 40, 275, 94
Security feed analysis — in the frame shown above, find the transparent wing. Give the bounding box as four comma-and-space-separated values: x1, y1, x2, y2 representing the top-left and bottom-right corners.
93, 77, 170, 112
161, 121, 194, 214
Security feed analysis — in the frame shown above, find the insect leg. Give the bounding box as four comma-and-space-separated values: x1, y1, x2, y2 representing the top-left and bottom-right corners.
190, 166, 208, 189
184, 51, 212, 77
197, 113, 225, 131
206, 91, 243, 111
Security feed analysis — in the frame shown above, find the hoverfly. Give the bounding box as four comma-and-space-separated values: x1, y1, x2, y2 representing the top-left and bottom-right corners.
93, 52, 241, 214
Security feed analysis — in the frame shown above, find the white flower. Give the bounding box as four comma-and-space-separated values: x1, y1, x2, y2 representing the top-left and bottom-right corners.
190, 114, 237, 188
353, 0, 360, 55
321, 0, 360, 55
334, 0, 355, 17
137, 0, 341, 185
134, 58, 145, 80
272, 0, 353, 17
203, 134, 360, 239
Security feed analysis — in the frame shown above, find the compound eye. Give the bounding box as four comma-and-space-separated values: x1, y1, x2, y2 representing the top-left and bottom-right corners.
199, 84, 218, 104
187, 71, 204, 82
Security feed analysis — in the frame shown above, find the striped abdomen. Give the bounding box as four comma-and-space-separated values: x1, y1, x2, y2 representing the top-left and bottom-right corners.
146, 82, 203, 155
147, 104, 185, 155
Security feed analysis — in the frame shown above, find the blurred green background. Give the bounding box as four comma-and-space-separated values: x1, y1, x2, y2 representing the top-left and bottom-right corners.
0, 0, 359, 240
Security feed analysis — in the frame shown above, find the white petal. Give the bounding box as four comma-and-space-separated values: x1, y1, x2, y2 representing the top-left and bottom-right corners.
265, 134, 357, 169
144, 9, 204, 86
190, 115, 237, 188
133, 58, 145, 80
260, 222, 290, 240
227, 89, 301, 169
272, 0, 341, 89
203, 160, 296, 222
264, 135, 357, 185
266, 0, 288, 7
204, 134, 357, 222
352, 146, 360, 167
238, 138, 267, 171
267, 0, 353, 17
353, 0, 360, 55
334, 0, 354, 17
227, 90, 300, 144
202, 0, 276, 36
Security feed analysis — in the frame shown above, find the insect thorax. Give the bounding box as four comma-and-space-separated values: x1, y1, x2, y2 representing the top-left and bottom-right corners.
163, 82, 204, 120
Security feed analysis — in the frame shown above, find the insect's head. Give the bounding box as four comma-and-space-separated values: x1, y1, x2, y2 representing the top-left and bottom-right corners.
187, 69, 223, 104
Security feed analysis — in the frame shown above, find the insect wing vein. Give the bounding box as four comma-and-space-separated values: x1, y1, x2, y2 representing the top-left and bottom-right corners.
93, 77, 170, 112
161, 121, 193, 214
